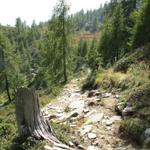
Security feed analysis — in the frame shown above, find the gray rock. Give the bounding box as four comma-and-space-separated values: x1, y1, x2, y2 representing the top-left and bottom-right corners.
88, 132, 97, 139
102, 93, 112, 98
77, 144, 85, 150
110, 116, 122, 122
69, 100, 84, 111
115, 103, 124, 114
122, 106, 134, 116
44, 145, 52, 150
87, 113, 104, 123
144, 128, 150, 138
115, 95, 119, 99
80, 125, 92, 136
68, 141, 74, 147
106, 120, 113, 126
83, 108, 89, 113
87, 146, 100, 150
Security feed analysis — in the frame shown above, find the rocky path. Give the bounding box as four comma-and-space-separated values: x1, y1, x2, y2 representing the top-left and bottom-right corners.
42, 78, 137, 150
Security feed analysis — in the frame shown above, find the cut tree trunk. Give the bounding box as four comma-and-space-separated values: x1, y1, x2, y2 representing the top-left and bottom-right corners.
15, 87, 69, 149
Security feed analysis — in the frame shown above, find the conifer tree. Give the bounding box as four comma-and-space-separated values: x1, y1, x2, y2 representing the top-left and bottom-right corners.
44, 0, 70, 83
132, 0, 150, 48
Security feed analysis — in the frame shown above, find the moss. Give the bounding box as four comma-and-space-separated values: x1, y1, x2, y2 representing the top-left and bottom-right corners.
120, 118, 146, 142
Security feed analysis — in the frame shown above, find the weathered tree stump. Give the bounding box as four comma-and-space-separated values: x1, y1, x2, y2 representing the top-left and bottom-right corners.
15, 87, 69, 149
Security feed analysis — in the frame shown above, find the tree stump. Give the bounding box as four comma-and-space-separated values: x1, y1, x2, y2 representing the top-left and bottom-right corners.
15, 87, 69, 149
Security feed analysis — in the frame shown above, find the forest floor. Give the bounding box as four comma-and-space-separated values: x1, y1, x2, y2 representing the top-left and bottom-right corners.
42, 77, 139, 150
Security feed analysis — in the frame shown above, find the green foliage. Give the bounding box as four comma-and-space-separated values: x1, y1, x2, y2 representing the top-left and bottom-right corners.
98, 3, 127, 66
114, 44, 150, 72
132, 0, 150, 48
82, 71, 96, 90
114, 55, 135, 72
0, 104, 17, 150
120, 118, 146, 142
51, 121, 72, 144
127, 85, 150, 110
87, 39, 101, 70
72, 5, 105, 32
43, 0, 72, 84
75, 39, 88, 71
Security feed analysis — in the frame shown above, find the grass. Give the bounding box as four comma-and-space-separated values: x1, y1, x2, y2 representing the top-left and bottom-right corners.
51, 121, 72, 144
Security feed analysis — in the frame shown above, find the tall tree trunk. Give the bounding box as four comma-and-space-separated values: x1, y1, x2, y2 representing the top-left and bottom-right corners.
62, 7, 67, 83
1, 48, 11, 102
15, 87, 69, 149
4, 73, 11, 102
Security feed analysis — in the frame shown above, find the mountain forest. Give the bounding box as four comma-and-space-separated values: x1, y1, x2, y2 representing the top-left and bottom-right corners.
0, 0, 150, 149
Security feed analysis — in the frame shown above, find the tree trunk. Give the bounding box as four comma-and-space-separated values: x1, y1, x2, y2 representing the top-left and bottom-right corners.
62, 7, 67, 83
15, 87, 69, 149
4, 73, 12, 102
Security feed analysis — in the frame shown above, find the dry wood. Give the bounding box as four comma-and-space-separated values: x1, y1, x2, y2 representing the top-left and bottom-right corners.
15, 87, 70, 149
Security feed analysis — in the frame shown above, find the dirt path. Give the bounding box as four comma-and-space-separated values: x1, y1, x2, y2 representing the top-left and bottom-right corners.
42, 78, 138, 150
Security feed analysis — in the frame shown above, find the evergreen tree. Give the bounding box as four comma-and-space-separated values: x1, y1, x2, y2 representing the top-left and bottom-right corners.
132, 0, 150, 48
88, 39, 101, 70
98, 3, 126, 66
44, 0, 71, 83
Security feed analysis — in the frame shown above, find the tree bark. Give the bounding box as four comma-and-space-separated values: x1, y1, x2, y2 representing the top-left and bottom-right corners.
15, 87, 69, 149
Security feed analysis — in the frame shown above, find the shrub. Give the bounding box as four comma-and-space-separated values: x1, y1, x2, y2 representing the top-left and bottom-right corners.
120, 118, 146, 142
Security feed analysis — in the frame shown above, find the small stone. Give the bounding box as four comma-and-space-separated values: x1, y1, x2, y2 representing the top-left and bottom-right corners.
83, 108, 90, 113
87, 113, 104, 123
106, 126, 111, 130
68, 141, 74, 147
122, 106, 134, 116
102, 93, 112, 98
69, 100, 84, 110
110, 116, 122, 122
88, 132, 97, 139
144, 128, 150, 138
87, 146, 100, 150
100, 135, 104, 139
106, 120, 113, 126
115, 95, 119, 99
80, 125, 92, 136
44, 145, 52, 150
77, 144, 85, 150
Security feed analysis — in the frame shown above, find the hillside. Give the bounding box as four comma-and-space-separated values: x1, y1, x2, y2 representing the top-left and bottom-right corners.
82, 44, 150, 148
0, 0, 150, 149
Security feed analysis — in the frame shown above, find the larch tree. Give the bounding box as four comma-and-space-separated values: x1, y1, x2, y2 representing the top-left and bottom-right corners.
44, 0, 70, 84
0, 32, 12, 102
